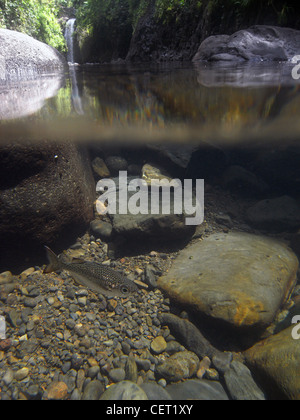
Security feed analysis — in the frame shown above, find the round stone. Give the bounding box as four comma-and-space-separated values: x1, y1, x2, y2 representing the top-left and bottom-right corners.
150, 336, 167, 354
158, 232, 298, 329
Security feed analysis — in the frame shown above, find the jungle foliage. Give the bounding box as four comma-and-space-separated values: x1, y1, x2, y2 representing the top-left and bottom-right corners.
0, 0, 69, 51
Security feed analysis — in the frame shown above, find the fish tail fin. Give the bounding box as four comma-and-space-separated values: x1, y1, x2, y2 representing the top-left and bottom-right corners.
44, 246, 61, 273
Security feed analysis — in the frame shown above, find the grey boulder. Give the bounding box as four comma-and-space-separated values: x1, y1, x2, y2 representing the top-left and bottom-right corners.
193, 26, 300, 62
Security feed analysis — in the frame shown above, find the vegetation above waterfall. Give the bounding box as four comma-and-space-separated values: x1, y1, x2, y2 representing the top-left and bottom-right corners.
0, 0, 67, 51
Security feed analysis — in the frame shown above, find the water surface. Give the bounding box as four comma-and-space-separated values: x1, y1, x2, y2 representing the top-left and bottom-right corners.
1, 62, 300, 147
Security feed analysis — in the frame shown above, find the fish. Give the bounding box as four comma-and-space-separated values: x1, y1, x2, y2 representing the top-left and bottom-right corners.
44, 246, 138, 298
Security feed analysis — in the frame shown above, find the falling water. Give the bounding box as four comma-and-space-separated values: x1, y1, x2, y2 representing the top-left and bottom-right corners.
64, 18, 84, 115
65, 18, 76, 64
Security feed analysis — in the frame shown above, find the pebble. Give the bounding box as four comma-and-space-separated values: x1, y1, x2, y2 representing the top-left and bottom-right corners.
125, 355, 138, 382
0, 235, 241, 401
23, 297, 37, 308
0, 271, 13, 285
46, 381, 68, 400
150, 336, 167, 354
90, 220, 113, 240
156, 351, 199, 382
78, 297, 87, 307
14, 367, 29, 381
109, 368, 126, 383
3, 369, 14, 386
20, 267, 35, 280
197, 356, 211, 379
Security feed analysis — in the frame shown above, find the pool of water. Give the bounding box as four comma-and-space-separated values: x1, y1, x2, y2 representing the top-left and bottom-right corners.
1, 61, 300, 401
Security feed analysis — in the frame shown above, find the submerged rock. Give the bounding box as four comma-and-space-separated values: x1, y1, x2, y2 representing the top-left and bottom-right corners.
193, 26, 300, 62
159, 313, 228, 363
244, 326, 300, 400
156, 351, 199, 382
0, 142, 95, 272
158, 232, 298, 330
108, 172, 195, 241
246, 196, 300, 231
224, 361, 266, 400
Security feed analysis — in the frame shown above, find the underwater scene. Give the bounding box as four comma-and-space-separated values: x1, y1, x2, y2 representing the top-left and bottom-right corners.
1, 4, 300, 402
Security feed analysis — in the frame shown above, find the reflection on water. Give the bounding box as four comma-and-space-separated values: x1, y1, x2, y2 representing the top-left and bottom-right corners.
0, 74, 64, 120
1, 62, 300, 145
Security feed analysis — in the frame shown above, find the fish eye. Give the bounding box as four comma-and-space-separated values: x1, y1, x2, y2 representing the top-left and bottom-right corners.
121, 286, 129, 294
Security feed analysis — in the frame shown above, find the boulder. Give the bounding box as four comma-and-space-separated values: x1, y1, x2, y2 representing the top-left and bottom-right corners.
0, 28, 66, 82
0, 142, 95, 272
158, 232, 298, 330
193, 26, 300, 62
246, 196, 300, 231
244, 326, 300, 400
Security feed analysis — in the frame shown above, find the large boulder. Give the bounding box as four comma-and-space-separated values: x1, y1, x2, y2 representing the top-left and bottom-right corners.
0, 142, 95, 272
0, 28, 66, 82
193, 26, 300, 62
158, 232, 298, 330
244, 326, 300, 400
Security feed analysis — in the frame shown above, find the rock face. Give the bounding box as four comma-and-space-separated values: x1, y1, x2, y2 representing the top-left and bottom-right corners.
0, 29, 66, 82
158, 232, 298, 330
244, 326, 300, 400
0, 142, 95, 272
193, 26, 300, 62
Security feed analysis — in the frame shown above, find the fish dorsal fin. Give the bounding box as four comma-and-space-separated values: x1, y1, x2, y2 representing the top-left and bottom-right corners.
71, 258, 86, 264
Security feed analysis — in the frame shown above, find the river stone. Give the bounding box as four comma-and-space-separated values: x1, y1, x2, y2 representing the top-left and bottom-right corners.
100, 381, 148, 400
166, 379, 229, 401
159, 313, 232, 371
158, 232, 298, 329
156, 351, 199, 382
108, 175, 195, 241
91, 157, 110, 178
46, 382, 68, 400
150, 336, 167, 354
224, 361, 265, 400
193, 26, 300, 62
244, 326, 300, 400
0, 28, 65, 82
90, 219, 113, 240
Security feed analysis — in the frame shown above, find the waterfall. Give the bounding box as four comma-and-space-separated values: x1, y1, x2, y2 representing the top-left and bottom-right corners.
64, 18, 84, 114
65, 18, 76, 64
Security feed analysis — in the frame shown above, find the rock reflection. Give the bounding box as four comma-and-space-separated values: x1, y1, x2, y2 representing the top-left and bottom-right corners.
194, 62, 300, 87
0, 74, 64, 120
